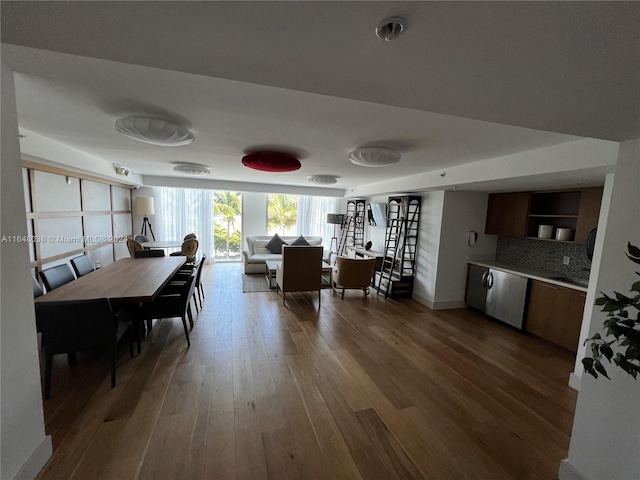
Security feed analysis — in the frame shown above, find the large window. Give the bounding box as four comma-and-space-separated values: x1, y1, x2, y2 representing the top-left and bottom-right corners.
267, 194, 298, 235
267, 194, 339, 248
213, 191, 242, 261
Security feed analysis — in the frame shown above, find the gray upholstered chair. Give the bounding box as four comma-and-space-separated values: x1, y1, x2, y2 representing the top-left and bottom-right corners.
134, 234, 149, 243
40, 264, 75, 292
140, 271, 197, 347
275, 246, 323, 307
36, 298, 135, 399
134, 249, 165, 258
332, 256, 377, 299
70, 254, 94, 278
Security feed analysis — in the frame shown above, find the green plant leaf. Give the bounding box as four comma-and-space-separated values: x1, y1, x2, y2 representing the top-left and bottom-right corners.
627, 242, 640, 259
594, 360, 610, 379
601, 344, 614, 362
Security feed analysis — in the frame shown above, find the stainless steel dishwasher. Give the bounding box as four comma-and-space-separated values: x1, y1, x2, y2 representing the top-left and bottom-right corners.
466, 265, 529, 329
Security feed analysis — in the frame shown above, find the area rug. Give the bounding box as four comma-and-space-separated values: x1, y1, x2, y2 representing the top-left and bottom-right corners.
242, 273, 273, 293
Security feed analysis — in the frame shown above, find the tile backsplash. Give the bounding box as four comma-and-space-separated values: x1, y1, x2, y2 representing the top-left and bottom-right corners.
496, 237, 592, 279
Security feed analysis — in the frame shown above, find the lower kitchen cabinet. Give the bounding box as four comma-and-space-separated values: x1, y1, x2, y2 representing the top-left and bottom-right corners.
526, 280, 586, 352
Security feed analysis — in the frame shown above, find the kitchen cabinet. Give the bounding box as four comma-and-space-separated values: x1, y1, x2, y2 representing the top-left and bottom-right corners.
526, 279, 586, 352
485, 192, 530, 237
485, 187, 603, 244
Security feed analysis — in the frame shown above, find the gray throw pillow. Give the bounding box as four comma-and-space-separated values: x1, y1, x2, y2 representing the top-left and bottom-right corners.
265, 233, 286, 254
290, 235, 310, 246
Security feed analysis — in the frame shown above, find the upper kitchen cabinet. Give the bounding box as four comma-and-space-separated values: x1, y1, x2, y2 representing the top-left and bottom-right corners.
485, 192, 530, 237
485, 187, 603, 244
574, 187, 604, 244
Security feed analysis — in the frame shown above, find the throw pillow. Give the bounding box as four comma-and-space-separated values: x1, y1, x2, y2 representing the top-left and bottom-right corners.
290, 235, 311, 246
265, 233, 286, 254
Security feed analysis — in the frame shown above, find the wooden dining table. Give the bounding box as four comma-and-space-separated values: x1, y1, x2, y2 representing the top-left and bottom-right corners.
34, 256, 186, 305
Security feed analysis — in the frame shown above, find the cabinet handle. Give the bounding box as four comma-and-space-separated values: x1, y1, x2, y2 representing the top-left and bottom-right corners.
487, 272, 494, 288
481, 271, 489, 287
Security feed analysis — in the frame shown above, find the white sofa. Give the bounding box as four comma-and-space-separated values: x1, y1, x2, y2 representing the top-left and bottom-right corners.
242, 235, 323, 274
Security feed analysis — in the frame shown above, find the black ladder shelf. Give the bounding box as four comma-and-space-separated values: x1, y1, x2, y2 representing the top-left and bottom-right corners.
376, 195, 421, 299
338, 199, 366, 255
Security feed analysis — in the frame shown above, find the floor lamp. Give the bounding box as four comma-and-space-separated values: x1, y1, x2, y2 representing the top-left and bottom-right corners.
326, 213, 344, 255
135, 196, 156, 241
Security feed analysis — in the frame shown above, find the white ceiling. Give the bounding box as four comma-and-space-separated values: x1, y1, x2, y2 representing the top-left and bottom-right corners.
2, 2, 639, 195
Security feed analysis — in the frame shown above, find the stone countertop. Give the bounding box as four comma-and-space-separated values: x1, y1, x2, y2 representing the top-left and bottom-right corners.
468, 259, 589, 292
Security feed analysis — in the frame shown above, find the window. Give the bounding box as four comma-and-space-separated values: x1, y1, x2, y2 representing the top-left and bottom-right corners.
267, 194, 298, 235
213, 191, 242, 261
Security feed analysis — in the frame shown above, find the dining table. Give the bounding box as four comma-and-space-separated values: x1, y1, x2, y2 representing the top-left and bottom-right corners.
34, 256, 186, 305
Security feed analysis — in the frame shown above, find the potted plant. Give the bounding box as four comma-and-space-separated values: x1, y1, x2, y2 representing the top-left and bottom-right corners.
582, 242, 640, 380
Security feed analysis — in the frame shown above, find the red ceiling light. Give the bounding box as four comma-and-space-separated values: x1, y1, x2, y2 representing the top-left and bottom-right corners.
241, 151, 301, 172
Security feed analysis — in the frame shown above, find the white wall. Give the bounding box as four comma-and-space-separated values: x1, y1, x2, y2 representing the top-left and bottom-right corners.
412, 191, 445, 308
432, 191, 497, 309
242, 192, 268, 241
1, 62, 52, 480
560, 139, 640, 480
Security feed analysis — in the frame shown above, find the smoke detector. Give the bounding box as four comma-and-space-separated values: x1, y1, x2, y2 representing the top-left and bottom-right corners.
376, 17, 407, 41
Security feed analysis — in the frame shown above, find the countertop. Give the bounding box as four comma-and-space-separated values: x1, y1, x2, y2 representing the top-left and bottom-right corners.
468, 259, 589, 292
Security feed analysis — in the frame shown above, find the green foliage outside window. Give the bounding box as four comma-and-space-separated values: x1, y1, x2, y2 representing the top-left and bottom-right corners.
268, 194, 298, 234
214, 191, 241, 257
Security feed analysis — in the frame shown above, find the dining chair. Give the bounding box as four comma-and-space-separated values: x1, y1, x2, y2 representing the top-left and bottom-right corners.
32, 274, 44, 298
169, 238, 199, 263
126, 238, 143, 257
134, 249, 166, 258
70, 254, 95, 278
169, 254, 206, 311
140, 271, 197, 347
332, 256, 377, 299
40, 264, 76, 292
183, 233, 197, 240
275, 246, 323, 307
134, 234, 149, 243
36, 298, 135, 399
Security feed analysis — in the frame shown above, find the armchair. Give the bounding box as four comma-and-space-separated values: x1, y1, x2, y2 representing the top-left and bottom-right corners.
332, 256, 377, 299
275, 246, 323, 307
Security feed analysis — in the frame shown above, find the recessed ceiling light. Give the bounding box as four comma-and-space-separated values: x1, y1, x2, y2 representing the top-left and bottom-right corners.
173, 163, 210, 175
309, 175, 338, 185
115, 116, 195, 146
348, 146, 401, 167
376, 17, 407, 41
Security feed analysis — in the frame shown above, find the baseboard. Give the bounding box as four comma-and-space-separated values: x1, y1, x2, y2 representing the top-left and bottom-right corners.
432, 300, 467, 310
568, 372, 582, 391
559, 459, 589, 480
412, 292, 434, 309
12, 435, 52, 480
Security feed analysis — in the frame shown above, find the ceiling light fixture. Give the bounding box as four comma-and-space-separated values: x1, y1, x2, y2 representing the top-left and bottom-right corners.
115, 116, 195, 146
376, 17, 407, 41
113, 164, 130, 176
242, 151, 301, 172
348, 146, 401, 167
309, 175, 338, 185
173, 163, 211, 175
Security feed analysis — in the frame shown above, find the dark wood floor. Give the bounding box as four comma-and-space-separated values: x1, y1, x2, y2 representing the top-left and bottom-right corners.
36, 262, 577, 480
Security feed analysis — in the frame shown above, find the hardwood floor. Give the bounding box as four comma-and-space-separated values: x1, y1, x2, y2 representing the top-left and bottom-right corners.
36, 262, 577, 480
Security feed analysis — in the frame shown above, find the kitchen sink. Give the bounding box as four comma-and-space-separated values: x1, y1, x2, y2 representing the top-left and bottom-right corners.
548, 276, 589, 288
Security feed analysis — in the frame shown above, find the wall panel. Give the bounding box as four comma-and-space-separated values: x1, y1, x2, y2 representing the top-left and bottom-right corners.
23, 164, 133, 276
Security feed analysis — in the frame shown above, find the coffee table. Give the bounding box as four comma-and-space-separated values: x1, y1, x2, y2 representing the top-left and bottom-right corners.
265, 259, 333, 289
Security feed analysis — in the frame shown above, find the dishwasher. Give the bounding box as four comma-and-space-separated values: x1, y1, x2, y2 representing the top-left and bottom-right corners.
466, 265, 529, 329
